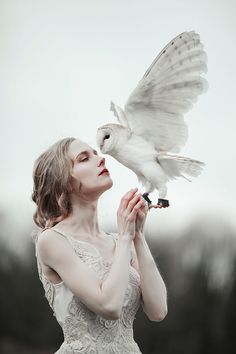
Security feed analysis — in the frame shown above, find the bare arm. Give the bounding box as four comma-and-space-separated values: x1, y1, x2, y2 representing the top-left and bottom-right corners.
37, 188, 143, 320
37, 230, 132, 320
132, 233, 168, 321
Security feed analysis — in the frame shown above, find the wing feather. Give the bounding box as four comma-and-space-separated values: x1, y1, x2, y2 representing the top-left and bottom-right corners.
110, 101, 130, 128
124, 31, 208, 153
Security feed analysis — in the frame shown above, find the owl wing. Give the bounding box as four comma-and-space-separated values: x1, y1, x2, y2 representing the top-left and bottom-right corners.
110, 101, 131, 128
123, 31, 208, 153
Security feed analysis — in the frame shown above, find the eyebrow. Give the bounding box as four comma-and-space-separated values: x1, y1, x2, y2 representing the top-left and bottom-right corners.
74, 149, 98, 160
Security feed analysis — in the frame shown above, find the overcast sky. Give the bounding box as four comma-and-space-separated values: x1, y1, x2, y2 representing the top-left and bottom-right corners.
1, 0, 236, 247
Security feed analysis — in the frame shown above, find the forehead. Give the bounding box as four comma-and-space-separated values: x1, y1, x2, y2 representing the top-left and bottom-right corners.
68, 139, 93, 159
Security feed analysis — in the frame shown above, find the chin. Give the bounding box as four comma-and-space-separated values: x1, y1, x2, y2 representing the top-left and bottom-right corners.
81, 179, 113, 197
105, 177, 113, 189
95, 174, 113, 194
101, 176, 113, 192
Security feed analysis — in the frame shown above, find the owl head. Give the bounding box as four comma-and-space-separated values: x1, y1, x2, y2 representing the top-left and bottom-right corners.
97, 123, 131, 154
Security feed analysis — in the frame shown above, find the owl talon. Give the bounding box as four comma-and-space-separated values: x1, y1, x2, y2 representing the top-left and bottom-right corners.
142, 193, 152, 205
157, 198, 169, 208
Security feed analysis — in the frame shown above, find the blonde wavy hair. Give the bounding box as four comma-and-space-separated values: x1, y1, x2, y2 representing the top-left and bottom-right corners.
32, 137, 76, 229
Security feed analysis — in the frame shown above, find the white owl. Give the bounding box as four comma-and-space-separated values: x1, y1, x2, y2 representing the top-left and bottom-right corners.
97, 31, 208, 208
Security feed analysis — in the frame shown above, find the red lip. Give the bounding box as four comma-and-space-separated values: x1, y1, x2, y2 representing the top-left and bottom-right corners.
98, 168, 109, 176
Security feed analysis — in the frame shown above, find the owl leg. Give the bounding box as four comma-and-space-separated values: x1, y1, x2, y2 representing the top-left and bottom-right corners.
142, 192, 152, 205
142, 193, 169, 209
145, 185, 169, 209
157, 185, 169, 208
140, 180, 153, 207
157, 199, 169, 207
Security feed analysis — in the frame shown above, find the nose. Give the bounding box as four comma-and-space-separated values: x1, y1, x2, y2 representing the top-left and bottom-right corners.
98, 155, 105, 167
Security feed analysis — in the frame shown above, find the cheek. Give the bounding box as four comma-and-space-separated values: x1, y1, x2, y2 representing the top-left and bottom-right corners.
73, 164, 91, 179
72, 165, 97, 187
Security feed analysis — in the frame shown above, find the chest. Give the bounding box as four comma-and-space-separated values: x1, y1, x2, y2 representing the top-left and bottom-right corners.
85, 236, 116, 262
40, 235, 117, 284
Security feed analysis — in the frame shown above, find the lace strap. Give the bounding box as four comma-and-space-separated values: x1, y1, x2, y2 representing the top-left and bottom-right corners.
51, 227, 99, 257
50, 227, 68, 240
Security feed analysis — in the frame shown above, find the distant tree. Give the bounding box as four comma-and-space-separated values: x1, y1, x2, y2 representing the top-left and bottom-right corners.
0, 241, 62, 353
1, 216, 236, 354
224, 257, 236, 354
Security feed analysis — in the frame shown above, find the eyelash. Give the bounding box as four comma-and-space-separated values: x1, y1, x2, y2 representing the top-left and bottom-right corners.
79, 152, 97, 163
81, 157, 89, 162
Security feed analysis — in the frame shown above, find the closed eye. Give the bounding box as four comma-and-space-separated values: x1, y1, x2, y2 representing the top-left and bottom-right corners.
75, 149, 97, 163
81, 157, 89, 162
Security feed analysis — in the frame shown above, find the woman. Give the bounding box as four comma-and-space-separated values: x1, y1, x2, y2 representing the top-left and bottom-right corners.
32, 137, 167, 353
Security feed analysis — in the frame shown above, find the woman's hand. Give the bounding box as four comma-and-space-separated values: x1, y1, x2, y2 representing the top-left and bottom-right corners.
117, 188, 144, 241
135, 197, 149, 237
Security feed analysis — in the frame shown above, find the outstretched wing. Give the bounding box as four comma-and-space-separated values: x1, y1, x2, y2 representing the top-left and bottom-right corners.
124, 31, 208, 153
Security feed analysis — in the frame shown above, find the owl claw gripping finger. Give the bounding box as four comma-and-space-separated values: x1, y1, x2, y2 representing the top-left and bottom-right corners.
97, 31, 207, 207
141, 193, 169, 210
142, 192, 152, 206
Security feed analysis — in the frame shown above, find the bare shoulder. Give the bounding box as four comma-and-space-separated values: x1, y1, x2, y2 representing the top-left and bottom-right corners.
37, 228, 70, 262
37, 228, 62, 248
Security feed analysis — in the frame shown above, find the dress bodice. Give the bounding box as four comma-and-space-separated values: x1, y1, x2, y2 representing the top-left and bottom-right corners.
35, 229, 142, 354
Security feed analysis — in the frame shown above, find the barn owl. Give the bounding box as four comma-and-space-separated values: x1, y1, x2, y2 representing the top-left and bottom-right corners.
97, 31, 208, 208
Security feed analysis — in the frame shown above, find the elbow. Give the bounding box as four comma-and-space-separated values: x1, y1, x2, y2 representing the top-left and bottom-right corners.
149, 306, 168, 322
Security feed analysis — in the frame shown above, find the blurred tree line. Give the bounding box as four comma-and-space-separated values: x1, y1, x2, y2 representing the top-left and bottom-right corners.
0, 218, 236, 354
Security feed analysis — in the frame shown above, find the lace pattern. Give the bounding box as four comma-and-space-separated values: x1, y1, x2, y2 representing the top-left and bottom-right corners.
36, 231, 142, 353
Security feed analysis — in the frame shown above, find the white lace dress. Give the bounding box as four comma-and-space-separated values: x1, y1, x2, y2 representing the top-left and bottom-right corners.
35, 229, 143, 354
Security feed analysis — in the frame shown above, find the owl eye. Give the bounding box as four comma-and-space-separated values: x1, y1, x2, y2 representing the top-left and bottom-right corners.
104, 134, 110, 140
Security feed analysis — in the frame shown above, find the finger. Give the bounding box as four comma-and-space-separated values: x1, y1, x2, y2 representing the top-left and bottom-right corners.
141, 202, 149, 214
143, 204, 149, 213
120, 188, 138, 210
128, 199, 144, 220
148, 204, 162, 209
126, 193, 142, 213
141, 200, 148, 208
137, 208, 146, 217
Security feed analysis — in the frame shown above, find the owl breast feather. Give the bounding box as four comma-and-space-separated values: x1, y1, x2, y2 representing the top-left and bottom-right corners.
112, 134, 157, 174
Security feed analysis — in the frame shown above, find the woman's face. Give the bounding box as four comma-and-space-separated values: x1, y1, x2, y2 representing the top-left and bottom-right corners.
68, 139, 113, 198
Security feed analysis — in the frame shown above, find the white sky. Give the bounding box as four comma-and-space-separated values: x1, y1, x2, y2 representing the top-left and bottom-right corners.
0, 0, 236, 247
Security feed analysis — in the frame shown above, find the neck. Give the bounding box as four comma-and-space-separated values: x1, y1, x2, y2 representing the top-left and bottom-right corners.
55, 193, 102, 240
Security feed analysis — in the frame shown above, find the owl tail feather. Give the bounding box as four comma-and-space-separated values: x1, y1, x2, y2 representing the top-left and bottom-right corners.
157, 153, 205, 181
